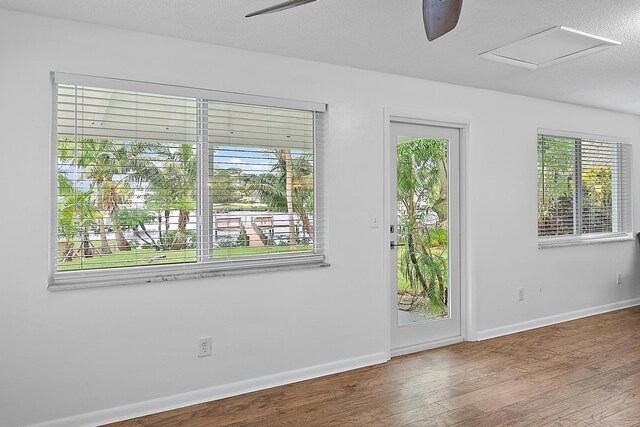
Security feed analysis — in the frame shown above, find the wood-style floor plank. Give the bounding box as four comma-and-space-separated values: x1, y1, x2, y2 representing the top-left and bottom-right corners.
106, 307, 640, 427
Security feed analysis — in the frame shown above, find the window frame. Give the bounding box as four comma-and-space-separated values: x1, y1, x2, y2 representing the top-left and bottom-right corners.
49, 72, 328, 290
537, 128, 633, 249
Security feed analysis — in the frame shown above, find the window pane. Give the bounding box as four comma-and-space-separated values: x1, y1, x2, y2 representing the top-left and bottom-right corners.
208, 102, 315, 259
538, 135, 575, 236
56, 85, 198, 271
580, 141, 614, 234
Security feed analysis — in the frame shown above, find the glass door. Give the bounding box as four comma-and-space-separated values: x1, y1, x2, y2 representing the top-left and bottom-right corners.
390, 121, 461, 354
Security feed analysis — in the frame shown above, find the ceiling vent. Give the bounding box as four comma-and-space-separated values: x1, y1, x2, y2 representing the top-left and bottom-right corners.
479, 26, 621, 69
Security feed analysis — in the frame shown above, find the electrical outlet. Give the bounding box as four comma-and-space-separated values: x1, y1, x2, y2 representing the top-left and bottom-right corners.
198, 337, 212, 358
616, 272, 623, 285
518, 288, 524, 301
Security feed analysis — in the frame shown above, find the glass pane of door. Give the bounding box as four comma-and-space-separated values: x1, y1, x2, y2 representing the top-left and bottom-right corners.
396, 136, 450, 326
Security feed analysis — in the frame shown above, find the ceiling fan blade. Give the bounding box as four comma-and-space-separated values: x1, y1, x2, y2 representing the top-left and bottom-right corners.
423, 0, 463, 41
245, 0, 317, 18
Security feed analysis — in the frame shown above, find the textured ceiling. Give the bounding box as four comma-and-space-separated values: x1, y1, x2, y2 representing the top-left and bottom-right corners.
2, 0, 640, 115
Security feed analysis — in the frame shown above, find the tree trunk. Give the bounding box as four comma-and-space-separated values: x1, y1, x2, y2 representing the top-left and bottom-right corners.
407, 232, 428, 297
139, 222, 160, 250
171, 209, 189, 251
418, 237, 447, 306
432, 157, 448, 224
104, 183, 131, 251
96, 216, 112, 254
281, 149, 297, 248
81, 232, 95, 257
135, 231, 152, 247
95, 187, 112, 254
114, 227, 131, 251
438, 272, 447, 305
179, 210, 189, 232
300, 213, 314, 240
164, 210, 171, 232
60, 241, 76, 262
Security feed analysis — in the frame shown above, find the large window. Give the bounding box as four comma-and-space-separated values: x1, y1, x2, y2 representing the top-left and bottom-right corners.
537, 130, 632, 247
51, 74, 325, 288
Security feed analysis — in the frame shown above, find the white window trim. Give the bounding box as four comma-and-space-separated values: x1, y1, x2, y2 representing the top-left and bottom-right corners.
538, 232, 634, 249
537, 128, 633, 249
48, 72, 328, 290
51, 254, 328, 290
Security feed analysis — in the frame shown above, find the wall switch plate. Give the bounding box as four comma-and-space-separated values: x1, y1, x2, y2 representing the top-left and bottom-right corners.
616, 272, 623, 285
198, 337, 212, 358
370, 215, 380, 228
518, 288, 524, 301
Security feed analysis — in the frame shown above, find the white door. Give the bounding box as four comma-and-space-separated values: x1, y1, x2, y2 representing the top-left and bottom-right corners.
390, 121, 461, 355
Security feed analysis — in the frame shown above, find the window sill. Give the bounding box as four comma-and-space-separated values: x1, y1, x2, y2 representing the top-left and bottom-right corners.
538, 233, 634, 249
49, 254, 328, 291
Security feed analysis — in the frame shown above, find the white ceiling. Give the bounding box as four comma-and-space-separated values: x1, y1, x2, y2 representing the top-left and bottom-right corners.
2, 0, 640, 115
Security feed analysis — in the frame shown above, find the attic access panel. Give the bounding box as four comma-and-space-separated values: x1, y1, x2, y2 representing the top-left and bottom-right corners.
479, 26, 621, 69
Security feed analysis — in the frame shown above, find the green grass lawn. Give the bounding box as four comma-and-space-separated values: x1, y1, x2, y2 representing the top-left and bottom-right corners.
57, 242, 313, 271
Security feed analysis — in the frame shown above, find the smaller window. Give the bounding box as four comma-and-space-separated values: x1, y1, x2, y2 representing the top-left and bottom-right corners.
537, 130, 632, 247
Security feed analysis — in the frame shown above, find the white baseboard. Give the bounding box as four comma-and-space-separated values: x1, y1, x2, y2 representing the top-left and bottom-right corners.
391, 336, 463, 357
27, 352, 389, 427
476, 297, 640, 341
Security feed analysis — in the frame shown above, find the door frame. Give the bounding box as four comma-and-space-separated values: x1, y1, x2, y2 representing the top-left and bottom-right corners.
383, 108, 474, 358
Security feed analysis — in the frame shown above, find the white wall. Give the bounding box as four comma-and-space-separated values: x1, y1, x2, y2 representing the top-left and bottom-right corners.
1, 8, 639, 427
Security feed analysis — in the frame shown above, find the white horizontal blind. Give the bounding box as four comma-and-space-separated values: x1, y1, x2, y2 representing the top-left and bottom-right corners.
206, 101, 319, 259
56, 85, 199, 272
537, 133, 632, 240
537, 135, 576, 236
53, 78, 325, 286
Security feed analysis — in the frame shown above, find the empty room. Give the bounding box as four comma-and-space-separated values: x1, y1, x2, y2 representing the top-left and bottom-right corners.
2, 0, 640, 426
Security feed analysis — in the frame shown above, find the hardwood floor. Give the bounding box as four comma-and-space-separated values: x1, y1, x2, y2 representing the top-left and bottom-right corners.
107, 307, 640, 426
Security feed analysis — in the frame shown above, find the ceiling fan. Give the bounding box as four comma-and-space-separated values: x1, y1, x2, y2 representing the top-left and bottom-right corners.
245, 0, 464, 41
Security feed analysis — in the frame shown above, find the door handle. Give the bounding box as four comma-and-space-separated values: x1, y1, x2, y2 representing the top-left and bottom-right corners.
390, 241, 406, 249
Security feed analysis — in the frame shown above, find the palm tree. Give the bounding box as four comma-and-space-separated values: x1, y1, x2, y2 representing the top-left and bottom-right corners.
112, 208, 161, 251
58, 138, 157, 252
211, 168, 246, 204
147, 143, 197, 251
57, 183, 100, 262
279, 149, 297, 248
247, 151, 314, 247
58, 138, 112, 254
57, 173, 78, 262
